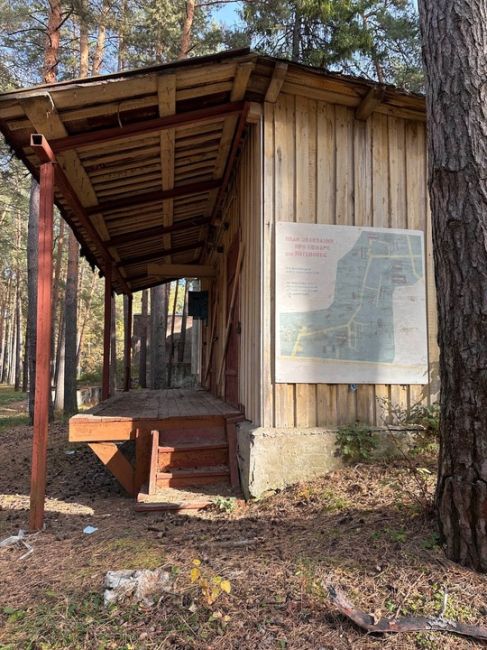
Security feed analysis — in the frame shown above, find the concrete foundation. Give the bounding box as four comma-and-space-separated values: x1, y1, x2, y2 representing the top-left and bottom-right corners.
236, 423, 414, 499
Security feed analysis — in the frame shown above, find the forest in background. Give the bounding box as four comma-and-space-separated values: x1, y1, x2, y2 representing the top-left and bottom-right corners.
0, 0, 422, 418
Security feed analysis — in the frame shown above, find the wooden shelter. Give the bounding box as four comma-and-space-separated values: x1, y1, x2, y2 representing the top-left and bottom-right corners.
0, 48, 436, 525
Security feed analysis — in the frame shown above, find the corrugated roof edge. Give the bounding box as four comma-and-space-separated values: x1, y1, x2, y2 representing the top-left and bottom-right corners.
0, 46, 424, 106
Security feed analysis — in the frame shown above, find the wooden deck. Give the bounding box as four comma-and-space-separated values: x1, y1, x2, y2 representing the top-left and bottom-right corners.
68, 389, 242, 500
69, 388, 241, 442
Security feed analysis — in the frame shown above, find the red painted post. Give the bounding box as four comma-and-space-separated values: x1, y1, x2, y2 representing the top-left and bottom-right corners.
124, 294, 133, 392
102, 263, 112, 401
29, 162, 54, 531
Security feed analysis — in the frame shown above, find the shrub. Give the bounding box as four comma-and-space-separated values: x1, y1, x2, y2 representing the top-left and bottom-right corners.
336, 423, 378, 462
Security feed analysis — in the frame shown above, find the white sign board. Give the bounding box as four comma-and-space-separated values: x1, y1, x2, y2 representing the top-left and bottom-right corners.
275, 223, 428, 384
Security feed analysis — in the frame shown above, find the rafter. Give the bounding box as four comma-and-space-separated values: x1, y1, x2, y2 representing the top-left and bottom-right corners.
265, 62, 288, 103
108, 215, 210, 247
49, 101, 246, 152
158, 74, 176, 260
355, 86, 386, 121
118, 240, 206, 268
30, 134, 131, 294
147, 263, 216, 279
86, 179, 221, 216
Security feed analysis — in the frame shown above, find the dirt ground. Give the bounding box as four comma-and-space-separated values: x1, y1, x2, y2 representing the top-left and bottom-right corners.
1, 403, 487, 649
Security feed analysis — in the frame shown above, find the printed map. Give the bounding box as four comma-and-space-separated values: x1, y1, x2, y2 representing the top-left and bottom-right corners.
276, 223, 428, 384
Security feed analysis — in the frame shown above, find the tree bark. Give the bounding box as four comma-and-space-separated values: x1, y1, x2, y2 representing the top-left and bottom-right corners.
179, 0, 196, 59
110, 295, 117, 394
43, 0, 62, 83
167, 280, 179, 387
51, 217, 64, 383
63, 229, 79, 415
419, 0, 487, 571
178, 282, 189, 363
27, 179, 39, 421
139, 289, 148, 388
22, 323, 28, 393
54, 307, 65, 411
150, 285, 166, 389
92, 0, 110, 75
77, 273, 96, 367
118, 0, 128, 71
79, 0, 89, 77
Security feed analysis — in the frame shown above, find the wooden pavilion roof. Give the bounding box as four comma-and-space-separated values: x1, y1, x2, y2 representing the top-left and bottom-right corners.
0, 48, 425, 294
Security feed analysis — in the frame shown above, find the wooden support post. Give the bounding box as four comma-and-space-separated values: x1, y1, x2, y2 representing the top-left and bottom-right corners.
124, 294, 133, 392
102, 263, 112, 401
29, 162, 54, 531
217, 245, 245, 389
88, 442, 135, 495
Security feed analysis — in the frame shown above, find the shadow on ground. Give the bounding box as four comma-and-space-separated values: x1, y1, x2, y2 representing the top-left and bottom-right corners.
0, 418, 485, 649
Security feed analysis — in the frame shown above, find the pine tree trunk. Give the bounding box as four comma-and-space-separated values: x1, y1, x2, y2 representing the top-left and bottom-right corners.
178, 281, 189, 363
139, 289, 148, 388
118, 0, 128, 71
179, 0, 196, 59
150, 286, 166, 389
51, 217, 64, 383
22, 323, 28, 393
292, 3, 301, 62
0, 278, 11, 384
77, 273, 96, 367
14, 279, 21, 391
110, 296, 117, 393
167, 280, 179, 387
63, 230, 79, 415
27, 179, 39, 421
92, 0, 110, 75
43, 0, 62, 83
419, 0, 487, 571
54, 308, 65, 411
79, 0, 89, 77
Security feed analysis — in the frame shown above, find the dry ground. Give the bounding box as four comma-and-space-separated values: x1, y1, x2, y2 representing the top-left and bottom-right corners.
0, 393, 486, 649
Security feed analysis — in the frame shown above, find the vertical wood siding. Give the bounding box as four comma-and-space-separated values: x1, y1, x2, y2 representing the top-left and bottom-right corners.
262, 94, 438, 428
204, 125, 262, 424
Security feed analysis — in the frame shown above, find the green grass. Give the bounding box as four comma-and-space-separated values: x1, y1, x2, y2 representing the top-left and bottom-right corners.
0, 385, 26, 407
0, 414, 30, 432
0, 386, 28, 431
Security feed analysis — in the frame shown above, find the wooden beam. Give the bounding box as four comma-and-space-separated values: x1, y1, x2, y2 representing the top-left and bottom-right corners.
355, 86, 386, 121
22, 96, 113, 254
265, 62, 288, 103
124, 294, 133, 392
88, 443, 135, 495
217, 244, 245, 389
29, 161, 54, 531
30, 134, 131, 295
158, 74, 176, 259
209, 103, 250, 226
147, 263, 216, 278
120, 241, 206, 268
50, 101, 246, 152
102, 264, 112, 400
87, 179, 221, 216
108, 215, 211, 247
203, 68, 254, 245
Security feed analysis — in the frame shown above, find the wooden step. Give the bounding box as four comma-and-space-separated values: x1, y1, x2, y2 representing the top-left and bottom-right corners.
155, 466, 230, 488
158, 442, 228, 471
156, 416, 227, 446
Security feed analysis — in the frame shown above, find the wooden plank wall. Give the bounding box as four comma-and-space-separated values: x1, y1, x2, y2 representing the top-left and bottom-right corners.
262, 93, 439, 429
204, 125, 262, 424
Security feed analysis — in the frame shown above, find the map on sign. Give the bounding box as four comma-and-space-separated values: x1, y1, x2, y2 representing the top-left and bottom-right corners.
275, 222, 428, 384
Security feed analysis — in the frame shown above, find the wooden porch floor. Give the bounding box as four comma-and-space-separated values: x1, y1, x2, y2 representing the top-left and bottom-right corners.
79, 388, 239, 419
69, 388, 241, 443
